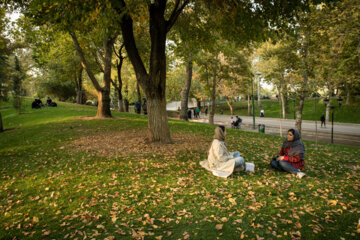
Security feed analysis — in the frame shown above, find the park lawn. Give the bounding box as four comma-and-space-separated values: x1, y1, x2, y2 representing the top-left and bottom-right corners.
0, 100, 360, 240
216, 98, 360, 124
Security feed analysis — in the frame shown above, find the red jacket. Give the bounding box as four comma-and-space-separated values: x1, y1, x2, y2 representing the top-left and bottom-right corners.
279, 147, 304, 170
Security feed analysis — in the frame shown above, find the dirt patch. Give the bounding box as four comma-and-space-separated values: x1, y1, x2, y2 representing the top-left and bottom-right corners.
68, 129, 209, 158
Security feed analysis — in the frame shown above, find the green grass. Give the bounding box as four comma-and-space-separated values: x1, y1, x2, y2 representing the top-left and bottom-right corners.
216, 98, 360, 124
1, 99, 359, 239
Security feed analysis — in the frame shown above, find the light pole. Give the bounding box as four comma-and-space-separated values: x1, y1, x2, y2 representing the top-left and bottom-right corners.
324, 96, 343, 144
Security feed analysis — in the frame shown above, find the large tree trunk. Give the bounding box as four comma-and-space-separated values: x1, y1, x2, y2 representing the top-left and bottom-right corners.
180, 54, 192, 121
117, 0, 188, 142
147, 94, 171, 142
0, 112, 3, 132
247, 94, 252, 116
97, 89, 112, 118
209, 56, 218, 125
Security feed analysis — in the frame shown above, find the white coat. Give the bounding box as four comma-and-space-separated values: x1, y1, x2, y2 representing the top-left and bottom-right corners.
200, 139, 244, 178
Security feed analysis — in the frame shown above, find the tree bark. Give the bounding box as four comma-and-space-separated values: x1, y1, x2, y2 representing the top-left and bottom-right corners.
0, 112, 3, 132
147, 93, 171, 143
97, 89, 112, 117
180, 54, 192, 121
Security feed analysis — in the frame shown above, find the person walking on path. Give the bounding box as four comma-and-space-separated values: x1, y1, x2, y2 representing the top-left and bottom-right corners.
321, 114, 326, 128
270, 129, 306, 179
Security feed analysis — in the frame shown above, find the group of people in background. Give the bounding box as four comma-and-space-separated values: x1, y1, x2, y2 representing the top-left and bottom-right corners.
187, 107, 202, 119
231, 116, 242, 129
135, 99, 147, 115
201, 126, 306, 179
32, 97, 57, 109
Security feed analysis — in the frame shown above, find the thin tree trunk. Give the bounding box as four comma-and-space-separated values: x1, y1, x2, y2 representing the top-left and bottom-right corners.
225, 97, 233, 116
70, 32, 114, 118
326, 86, 331, 122
295, 29, 310, 134
180, 54, 192, 121
76, 68, 83, 104
114, 44, 125, 112
0, 112, 3, 132
280, 92, 286, 119
247, 94, 252, 116
295, 96, 305, 133
345, 83, 353, 105
209, 56, 218, 125
257, 77, 261, 108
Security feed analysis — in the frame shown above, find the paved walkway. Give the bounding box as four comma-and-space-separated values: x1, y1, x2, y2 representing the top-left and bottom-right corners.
189, 114, 360, 147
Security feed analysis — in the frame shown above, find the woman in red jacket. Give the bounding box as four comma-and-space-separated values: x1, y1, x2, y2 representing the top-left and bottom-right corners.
270, 129, 306, 178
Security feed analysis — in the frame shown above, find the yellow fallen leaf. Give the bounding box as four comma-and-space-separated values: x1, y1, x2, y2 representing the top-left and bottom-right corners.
229, 197, 237, 205
42, 230, 51, 236
295, 222, 302, 229
32, 216, 39, 223
221, 217, 228, 222
215, 224, 223, 230
328, 200, 338, 206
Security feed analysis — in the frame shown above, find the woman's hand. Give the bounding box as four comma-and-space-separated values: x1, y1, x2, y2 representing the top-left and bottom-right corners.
277, 156, 284, 161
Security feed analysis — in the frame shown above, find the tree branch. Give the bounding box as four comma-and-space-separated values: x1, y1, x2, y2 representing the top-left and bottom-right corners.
114, 0, 148, 86
69, 31, 102, 91
166, 0, 189, 32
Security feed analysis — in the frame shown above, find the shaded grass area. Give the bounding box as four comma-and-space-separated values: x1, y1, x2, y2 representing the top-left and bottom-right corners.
216, 98, 360, 124
0, 100, 359, 239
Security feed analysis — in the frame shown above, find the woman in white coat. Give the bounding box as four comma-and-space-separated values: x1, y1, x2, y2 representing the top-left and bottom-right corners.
200, 125, 246, 178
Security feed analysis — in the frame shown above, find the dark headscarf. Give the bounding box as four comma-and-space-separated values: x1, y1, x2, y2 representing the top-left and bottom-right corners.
281, 129, 305, 160
214, 126, 225, 141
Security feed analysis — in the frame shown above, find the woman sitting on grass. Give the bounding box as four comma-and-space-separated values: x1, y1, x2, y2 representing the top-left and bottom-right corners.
200, 125, 246, 178
270, 129, 306, 179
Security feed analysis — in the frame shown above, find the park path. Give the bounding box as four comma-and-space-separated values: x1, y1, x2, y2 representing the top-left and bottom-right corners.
189, 114, 360, 147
